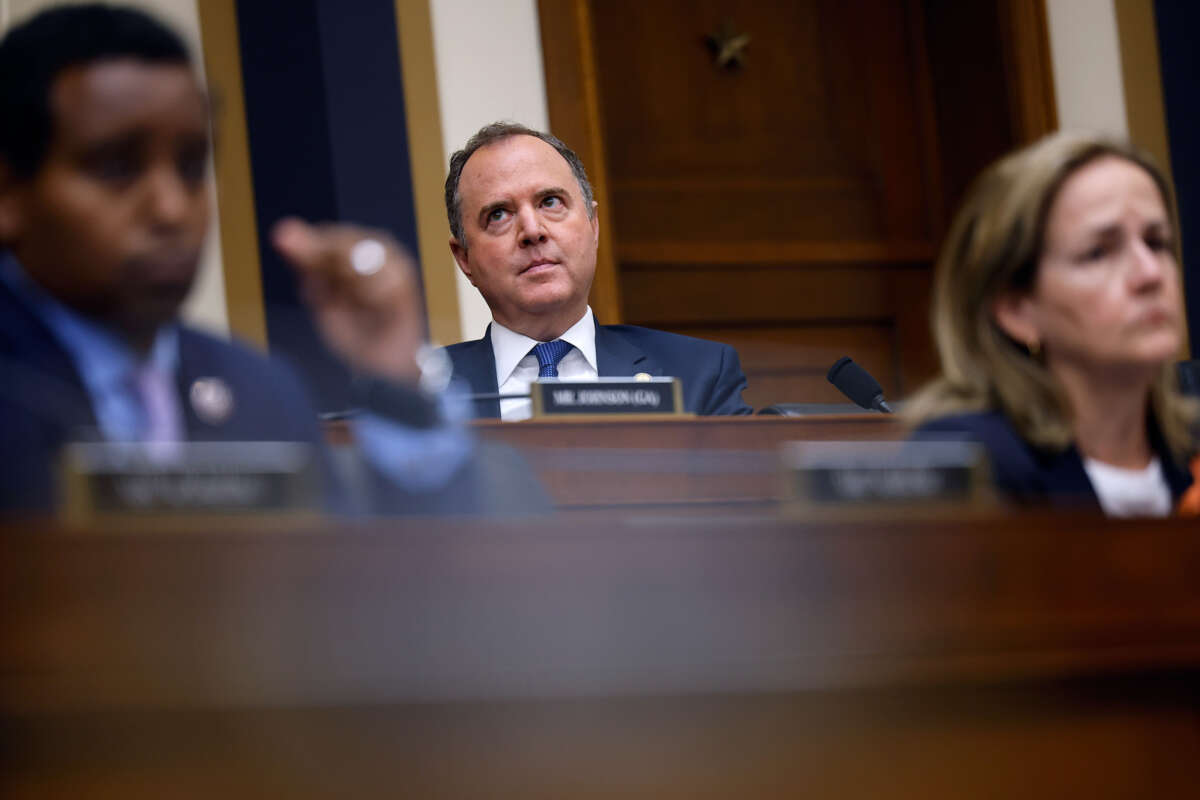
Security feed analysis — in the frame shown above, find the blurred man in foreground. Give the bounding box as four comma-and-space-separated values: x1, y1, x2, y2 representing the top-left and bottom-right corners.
0, 4, 498, 513
443, 121, 754, 420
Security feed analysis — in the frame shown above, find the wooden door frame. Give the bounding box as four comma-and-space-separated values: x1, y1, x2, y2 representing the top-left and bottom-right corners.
998, 0, 1059, 144
537, 0, 623, 324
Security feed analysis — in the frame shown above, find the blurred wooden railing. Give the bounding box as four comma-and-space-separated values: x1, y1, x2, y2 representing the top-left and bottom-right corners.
3, 511, 1200, 796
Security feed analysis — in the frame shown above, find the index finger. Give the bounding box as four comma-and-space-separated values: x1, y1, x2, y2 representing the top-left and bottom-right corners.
270, 217, 318, 268
273, 218, 403, 279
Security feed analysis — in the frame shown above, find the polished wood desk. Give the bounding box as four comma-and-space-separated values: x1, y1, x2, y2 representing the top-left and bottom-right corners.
3, 511, 1200, 797
471, 414, 903, 508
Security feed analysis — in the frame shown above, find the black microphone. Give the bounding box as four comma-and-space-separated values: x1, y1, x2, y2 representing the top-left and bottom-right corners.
826, 356, 894, 413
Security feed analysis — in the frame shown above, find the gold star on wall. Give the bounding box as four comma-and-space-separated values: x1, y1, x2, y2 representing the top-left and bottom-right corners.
705, 21, 751, 70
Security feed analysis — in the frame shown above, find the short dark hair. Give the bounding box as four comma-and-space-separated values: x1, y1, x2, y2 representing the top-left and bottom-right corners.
444, 121, 595, 247
0, 3, 191, 178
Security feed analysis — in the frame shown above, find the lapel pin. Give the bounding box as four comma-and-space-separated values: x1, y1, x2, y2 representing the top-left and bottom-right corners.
190, 377, 235, 425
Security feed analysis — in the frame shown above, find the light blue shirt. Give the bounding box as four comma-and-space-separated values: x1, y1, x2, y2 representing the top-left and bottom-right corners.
0, 252, 472, 492
0, 252, 180, 441
354, 380, 476, 491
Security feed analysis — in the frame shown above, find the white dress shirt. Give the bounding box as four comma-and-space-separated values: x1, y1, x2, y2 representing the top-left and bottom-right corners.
1083, 456, 1172, 517
491, 307, 599, 421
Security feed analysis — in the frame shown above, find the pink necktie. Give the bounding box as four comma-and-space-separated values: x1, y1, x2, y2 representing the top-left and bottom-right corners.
133, 363, 182, 443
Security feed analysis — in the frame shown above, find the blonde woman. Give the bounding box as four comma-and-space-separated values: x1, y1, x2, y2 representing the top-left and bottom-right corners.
908, 133, 1197, 515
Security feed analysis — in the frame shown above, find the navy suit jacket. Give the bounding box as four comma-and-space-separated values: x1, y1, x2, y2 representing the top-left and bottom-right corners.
914, 410, 1194, 510
0, 276, 331, 513
444, 322, 754, 418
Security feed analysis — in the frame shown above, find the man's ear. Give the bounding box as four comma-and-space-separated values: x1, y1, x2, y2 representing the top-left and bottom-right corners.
0, 160, 27, 243
449, 237, 475, 285
991, 290, 1039, 348
590, 201, 599, 246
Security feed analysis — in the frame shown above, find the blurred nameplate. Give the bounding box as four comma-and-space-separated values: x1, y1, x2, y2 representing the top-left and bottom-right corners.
781, 440, 989, 508
531, 377, 684, 417
61, 441, 320, 522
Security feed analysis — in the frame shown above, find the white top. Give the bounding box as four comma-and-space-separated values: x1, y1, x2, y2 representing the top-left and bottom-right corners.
1082, 456, 1172, 517
491, 306, 599, 421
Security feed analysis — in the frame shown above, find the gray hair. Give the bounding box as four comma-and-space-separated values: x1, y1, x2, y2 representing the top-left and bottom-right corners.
444, 121, 595, 247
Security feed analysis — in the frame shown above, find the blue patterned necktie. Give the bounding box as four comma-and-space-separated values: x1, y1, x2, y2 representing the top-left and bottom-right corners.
531, 340, 572, 378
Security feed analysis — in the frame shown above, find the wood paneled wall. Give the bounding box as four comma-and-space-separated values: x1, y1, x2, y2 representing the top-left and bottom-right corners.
542, 0, 1057, 409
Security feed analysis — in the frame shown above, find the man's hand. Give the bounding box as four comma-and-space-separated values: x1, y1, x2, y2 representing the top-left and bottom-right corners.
272, 218, 424, 383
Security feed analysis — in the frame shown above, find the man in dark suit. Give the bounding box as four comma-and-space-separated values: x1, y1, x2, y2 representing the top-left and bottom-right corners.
442, 122, 753, 420
0, 5, 475, 513
0, 268, 337, 511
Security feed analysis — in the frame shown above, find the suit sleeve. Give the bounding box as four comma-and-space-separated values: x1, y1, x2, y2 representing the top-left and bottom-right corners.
704, 344, 754, 415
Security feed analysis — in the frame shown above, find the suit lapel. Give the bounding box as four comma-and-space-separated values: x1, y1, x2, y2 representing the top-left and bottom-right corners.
1044, 424, 1196, 506
594, 323, 658, 377
1038, 446, 1102, 509
1149, 417, 1194, 500
0, 277, 98, 435
176, 330, 215, 439
448, 326, 502, 418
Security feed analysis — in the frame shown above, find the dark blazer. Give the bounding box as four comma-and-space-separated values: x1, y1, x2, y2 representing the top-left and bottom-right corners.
444, 322, 754, 418
0, 276, 331, 513
914, 410, 1194, 510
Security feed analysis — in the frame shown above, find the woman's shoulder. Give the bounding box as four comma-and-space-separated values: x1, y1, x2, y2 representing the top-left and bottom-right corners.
914, 409, 1107, 507
912, 410, 1066, 500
